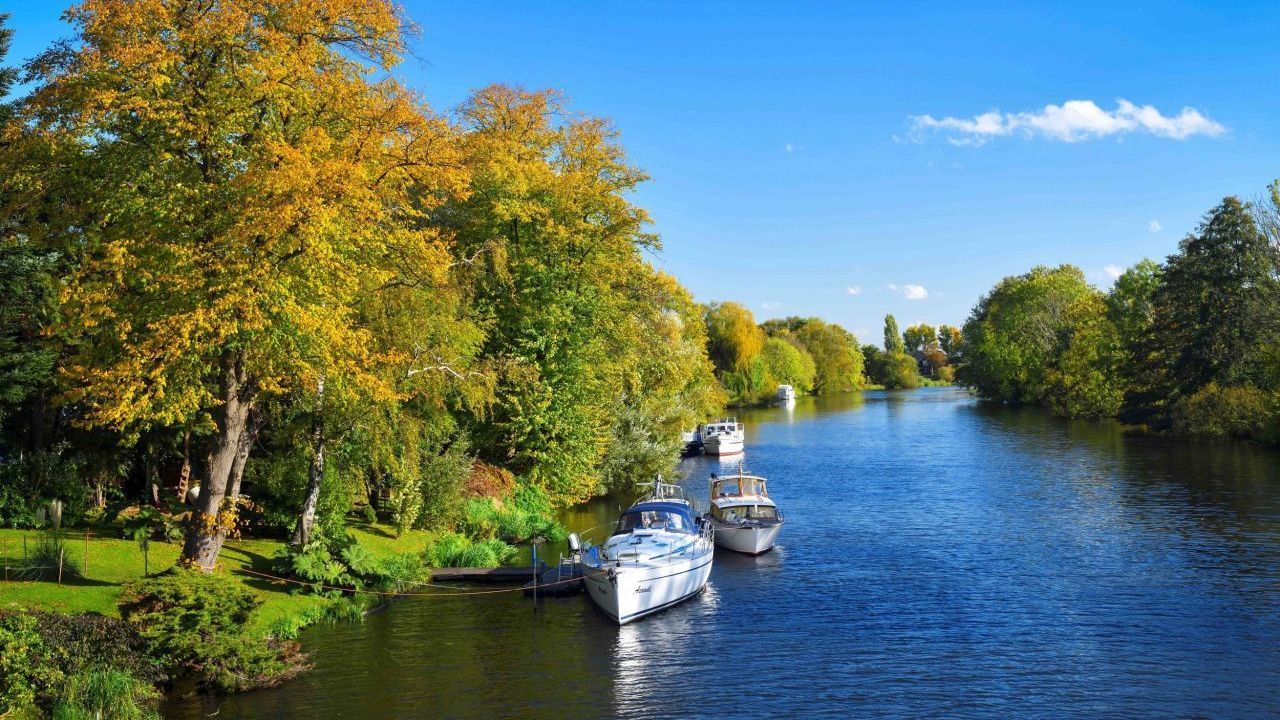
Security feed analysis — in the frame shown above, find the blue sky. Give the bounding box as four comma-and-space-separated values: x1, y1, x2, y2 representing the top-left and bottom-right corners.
6, 2, 1279, 342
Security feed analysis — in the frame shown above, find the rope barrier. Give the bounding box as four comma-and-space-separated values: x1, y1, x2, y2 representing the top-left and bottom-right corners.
235, 565, 605, 598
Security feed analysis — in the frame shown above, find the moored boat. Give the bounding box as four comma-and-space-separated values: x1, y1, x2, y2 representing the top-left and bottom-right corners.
776, 384, 796, 405
706, 467, 783, 554
581, 479, 715, 624
700, 418, 744, 456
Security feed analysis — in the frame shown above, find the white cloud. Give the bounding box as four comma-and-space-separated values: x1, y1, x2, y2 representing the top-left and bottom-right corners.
845, 285, 863, 296
902, 284, 928, 300
907, 99, 1225, 145
890, 283, 928, 300
1104, 265, 1124, 280
761, 301, 781, 310
1149, 220, 1162, 233
784, 142, 794, 153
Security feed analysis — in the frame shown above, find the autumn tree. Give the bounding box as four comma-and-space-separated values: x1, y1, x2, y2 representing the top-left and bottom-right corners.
705, 302, 765, 373
446, 85, 667, 505
938, 325, 963, 364
11, 0, 465, 568
798, 321, 862, 393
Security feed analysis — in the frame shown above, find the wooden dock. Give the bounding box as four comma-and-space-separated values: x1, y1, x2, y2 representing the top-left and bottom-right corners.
429, 562, 547, 583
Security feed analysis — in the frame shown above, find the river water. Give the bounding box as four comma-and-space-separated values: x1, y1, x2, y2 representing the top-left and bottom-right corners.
166, 387, 1280, 718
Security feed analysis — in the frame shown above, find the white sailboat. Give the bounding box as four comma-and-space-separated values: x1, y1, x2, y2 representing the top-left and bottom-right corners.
706, 467, 783, 554
700, 418, 744, 456
582, 479, 715, 624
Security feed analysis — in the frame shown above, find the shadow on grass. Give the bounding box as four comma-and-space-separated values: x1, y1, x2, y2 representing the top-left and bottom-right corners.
347, 520, 395, 539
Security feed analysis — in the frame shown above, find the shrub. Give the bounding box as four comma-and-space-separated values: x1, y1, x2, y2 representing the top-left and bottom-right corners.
1172, 383, 1274, 441
882, 352, 920, 389
423, 532, 516, 568
0, 611, 161, 718
417, 444, 473, 530
51, 669, 160, 720
14, 534, 81, 582
119, 569, 304, 692
273, 533, 427, 595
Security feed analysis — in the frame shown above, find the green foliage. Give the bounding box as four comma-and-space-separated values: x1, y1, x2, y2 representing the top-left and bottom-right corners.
51, 669, 160, 720
416, 441, 473, 531
794, 320, 865, 394
1125, 198, 1280, 426
15, 534, 82, 582
883, 315, 905, 354
959, 264, 1122, 417
273, 531, 427, 595
881, 352, 921, 390
759, 337, 816, 395
0, 610, 161, 719
422, 532, 517, 568
119, 569, 301, 692
1171, 384, 1275, 441
460, 487, 566, 545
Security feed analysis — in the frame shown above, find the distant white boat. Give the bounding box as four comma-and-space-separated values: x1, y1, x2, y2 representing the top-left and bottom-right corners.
700, 418, 744, 456
706, 467, 783, 554
776, 384, 796, 406
582, 479, 715, 624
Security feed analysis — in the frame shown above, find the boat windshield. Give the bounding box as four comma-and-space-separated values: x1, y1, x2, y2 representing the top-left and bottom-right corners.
615, 509, 693, 534
713, 505, 778, 522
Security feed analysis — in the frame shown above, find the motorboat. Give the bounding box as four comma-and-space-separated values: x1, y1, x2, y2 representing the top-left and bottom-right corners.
582, 479, 715, 624
680, 427, 703, 457
700, 418, 744, 456
706, 467, 783, 554
776, 384, 796, 405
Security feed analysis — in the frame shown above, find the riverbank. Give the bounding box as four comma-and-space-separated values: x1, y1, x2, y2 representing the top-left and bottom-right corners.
0, 524, 438, 635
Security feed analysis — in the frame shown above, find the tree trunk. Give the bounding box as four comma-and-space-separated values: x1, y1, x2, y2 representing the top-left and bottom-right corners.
227, 410, 257, 501
291, 377, 325, 547
182, 353, 254, 570
145, 442, 161, 506
175, 432, 191, 502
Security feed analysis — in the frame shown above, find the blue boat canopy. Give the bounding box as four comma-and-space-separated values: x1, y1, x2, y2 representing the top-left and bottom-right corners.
614, 501, 697, 534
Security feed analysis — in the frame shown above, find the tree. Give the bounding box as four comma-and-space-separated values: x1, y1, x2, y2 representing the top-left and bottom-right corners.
705, 302, 765, 373
1126, 197, 1280, 424
882, 352, 920, 389
12, 0, 465, 569
960, 265, 1122, 417
795, 320, 865, 394
448, 85, 669, 505
759, 337, 816, 394
903, 324, 938, 355
903, 323, 940, 376
883, 315, 905, 354
937, 325, 963, 364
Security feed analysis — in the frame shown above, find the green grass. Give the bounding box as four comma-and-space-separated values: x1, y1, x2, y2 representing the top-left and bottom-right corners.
0, 524, 437, 636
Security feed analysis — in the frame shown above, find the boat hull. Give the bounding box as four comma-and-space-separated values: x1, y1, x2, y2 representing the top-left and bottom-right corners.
712, 522, 782, 554
583, 550, 714, 624
703, 435, 743, 456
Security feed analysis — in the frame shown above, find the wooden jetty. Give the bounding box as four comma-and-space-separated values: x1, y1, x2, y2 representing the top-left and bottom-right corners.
429, 562, 547, 583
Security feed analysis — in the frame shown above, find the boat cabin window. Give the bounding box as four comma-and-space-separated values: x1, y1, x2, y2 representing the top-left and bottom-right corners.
712, 505, 778, 522
614, 509, 692, 534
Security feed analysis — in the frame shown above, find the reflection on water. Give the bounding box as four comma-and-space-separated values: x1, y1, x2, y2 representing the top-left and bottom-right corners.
165, 387, 1280, 719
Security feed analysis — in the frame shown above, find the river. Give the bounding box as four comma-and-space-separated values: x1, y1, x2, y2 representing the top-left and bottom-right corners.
165, 386, 1280, 718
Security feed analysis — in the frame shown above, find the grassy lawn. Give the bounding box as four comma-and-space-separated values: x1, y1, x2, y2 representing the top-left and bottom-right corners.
0, 524, 437, 635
